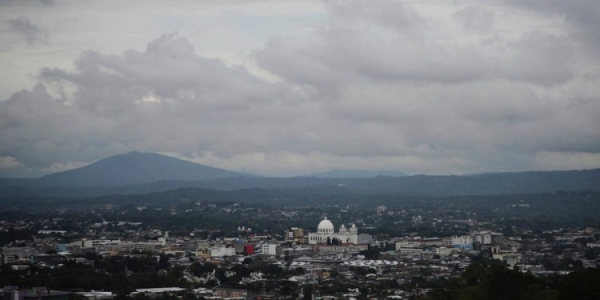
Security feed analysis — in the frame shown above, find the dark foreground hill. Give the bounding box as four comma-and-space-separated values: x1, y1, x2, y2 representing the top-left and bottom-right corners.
14, 151, 251, 187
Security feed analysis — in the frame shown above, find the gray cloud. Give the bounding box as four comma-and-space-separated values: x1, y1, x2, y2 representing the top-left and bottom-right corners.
498, 0, 600, 48
0, 0, 53, 5
1, 1, 599, 177
1, 33, 321, 176
8, 17, 48, 45
453, 6, 495, 32
253, 1, 599, 171
256, 2, 576, 93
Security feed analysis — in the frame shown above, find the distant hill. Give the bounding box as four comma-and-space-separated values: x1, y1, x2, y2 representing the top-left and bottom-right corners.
217, 168, 600, 194
0, 152, 598, 197
31, 151, 251, 187
309, 169, 407, 178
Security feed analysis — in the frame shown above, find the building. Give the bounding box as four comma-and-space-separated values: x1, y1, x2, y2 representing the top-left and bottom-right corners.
314, 244, 368, 256
130, 288, 185, 297
396, 239, 422, 249
261, 244, 278, 256
77, 291, 114, 299
357, 233, 373, 244
285, 227, 305, 242
435, 247, 454, 256
587, 242, 600, 248
210, 246, 236, 257
308, 217, 358, 245
243, 244, 254, 255
396, 247, 424, 255
215, 288, 248, 299
78, 239, 121, 249
491, 246, 521, 267
2, 286, 70, 300
1, 247, 35, 264
473, 232, 493, 245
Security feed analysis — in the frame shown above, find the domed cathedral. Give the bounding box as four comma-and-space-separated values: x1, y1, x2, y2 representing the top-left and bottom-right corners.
308, 217, 358, 244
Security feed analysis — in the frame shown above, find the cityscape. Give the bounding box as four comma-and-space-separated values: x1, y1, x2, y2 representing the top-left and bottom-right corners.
0, 153, 599, 299
2, 0, 600, 299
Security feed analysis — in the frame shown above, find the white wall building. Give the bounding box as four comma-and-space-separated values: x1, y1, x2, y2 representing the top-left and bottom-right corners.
79, 239, 121, 249
396, 239, 421, 249
451, 235, 473, 246
473, 233, 492, 245
261, 244, 278, 256
435, 247, 454, 256
210, 246, 235, 257
308, 217, 358, 245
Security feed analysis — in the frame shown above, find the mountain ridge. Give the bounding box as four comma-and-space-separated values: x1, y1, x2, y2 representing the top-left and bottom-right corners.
33, 151, 251, 187
0, 152, 598, 197
308, 169, 407, 178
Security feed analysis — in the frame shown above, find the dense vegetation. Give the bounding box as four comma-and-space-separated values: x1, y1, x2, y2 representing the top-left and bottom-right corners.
1, 189, 599, 231
0, 255, 302, 298
425, 260, 600, 300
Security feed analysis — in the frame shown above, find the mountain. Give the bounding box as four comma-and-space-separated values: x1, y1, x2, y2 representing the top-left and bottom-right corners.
34, 151, 251, 187
0, 153, 598, 197
309, 169, 407, 178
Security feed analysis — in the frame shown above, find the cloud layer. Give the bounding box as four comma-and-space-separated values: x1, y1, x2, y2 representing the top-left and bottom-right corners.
0, 0, 599, 177
8, 17, 48, 45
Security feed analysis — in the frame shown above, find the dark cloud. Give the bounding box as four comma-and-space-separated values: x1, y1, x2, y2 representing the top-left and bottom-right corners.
8, 17, 48, 45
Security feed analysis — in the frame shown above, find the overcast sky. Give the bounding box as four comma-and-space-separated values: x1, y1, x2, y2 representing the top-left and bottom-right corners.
1, 0, 599, 177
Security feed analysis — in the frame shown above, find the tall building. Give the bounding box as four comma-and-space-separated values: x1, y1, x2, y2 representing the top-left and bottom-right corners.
308, 217, 358, 245
261, 243, 278, 256
377, 205, 387, 216
285, 227, 305, 242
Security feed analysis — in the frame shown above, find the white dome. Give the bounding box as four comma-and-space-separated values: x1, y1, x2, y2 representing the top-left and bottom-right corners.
317, 217, 334, 232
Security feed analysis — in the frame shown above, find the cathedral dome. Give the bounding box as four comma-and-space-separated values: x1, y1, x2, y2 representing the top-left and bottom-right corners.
317, 217, 334, 233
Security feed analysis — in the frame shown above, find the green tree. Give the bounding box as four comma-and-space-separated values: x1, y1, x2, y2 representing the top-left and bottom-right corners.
559, 268, 600, 300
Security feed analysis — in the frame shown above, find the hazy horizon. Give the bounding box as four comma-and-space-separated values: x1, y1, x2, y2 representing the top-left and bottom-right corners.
2, 150, 599, 179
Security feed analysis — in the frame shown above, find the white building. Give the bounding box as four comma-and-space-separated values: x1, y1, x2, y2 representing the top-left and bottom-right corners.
210, 246, 235, 257
473, 233, 492, 245
587, 243, 600, 248
396, 239, 421, 249
79, 239, 121, 249
308, 217, 358, 245
435, 247, 454, 256
261, 244, 278, 256
450, 235, 473, 246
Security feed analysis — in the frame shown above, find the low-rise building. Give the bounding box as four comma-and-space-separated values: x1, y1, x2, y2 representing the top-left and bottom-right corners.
2, 286, 70, 300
